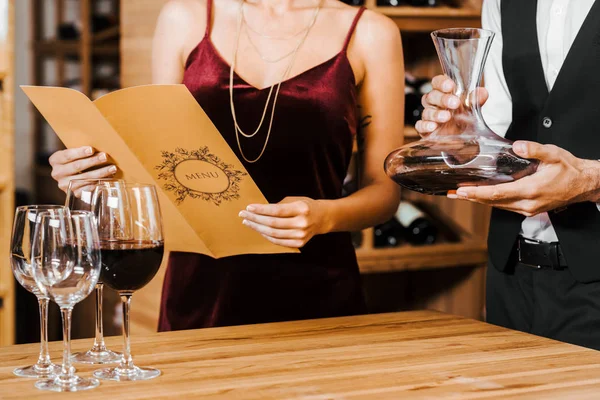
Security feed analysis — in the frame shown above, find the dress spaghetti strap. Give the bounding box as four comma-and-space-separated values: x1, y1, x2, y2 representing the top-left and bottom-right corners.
342, 6, 366, 52
205, 0, 213, 38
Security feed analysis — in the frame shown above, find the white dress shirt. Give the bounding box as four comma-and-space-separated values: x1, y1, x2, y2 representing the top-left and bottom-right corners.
481, 0, 596, 243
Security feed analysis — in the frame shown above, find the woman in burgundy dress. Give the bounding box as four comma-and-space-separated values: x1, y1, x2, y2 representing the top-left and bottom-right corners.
48, 0, 404, 330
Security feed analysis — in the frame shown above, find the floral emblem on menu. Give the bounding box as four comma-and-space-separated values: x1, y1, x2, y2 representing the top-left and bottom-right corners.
155, 147, 247, 206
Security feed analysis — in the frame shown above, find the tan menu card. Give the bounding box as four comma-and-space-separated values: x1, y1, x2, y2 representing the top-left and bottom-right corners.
22, 84, 297, 257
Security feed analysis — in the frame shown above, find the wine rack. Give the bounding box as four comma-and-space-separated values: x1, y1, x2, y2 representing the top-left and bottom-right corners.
355, 131, 489, 273
0, 0, 15, 346
365, 0, 481, 31
354, 0, 488, 319
28, 0, 123, 342
32, 0, 121, 207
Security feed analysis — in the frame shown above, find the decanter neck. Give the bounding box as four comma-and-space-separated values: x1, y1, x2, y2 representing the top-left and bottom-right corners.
431, 28, 495, 135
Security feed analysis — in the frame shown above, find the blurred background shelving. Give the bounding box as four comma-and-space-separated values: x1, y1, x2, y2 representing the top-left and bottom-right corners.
352, 0, 488, 321
366, 0, 481, 31
9, 0, 123, 345
33, 0, 121, 207
0, 0, 15, 347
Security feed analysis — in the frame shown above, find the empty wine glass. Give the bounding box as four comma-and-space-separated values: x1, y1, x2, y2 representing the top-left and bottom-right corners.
67, 179, 124, 364
93, 183, 165, 382
31, 209, 101, 392
10, 205, 63, 378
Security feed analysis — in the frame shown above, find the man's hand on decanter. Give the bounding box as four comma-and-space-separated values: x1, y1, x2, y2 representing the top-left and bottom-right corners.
415, 75, 489, 137
448, 141, 600, 216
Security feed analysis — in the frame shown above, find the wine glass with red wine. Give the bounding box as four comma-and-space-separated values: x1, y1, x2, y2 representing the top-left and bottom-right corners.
93, 183, 165, 382
67, 179, 125, 365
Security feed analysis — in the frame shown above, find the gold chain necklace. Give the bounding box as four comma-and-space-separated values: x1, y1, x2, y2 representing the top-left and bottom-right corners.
244, 24, 298, 64
229, 0, 321, 163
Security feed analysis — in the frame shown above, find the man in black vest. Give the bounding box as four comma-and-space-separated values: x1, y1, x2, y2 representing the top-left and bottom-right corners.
417, 0, 600, 350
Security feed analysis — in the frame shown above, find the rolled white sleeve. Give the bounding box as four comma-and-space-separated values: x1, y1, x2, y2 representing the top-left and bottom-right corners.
481, 0, 513, 139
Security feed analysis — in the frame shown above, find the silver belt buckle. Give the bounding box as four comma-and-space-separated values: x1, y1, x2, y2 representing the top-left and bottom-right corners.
517, 237, 542, 269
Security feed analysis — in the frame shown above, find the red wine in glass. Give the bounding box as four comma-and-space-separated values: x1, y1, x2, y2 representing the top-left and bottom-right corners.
93, 183, 165, 382
100, 241, 164, 293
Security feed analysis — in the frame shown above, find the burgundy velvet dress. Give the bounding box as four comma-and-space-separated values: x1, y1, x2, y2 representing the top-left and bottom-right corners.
157, 0, 368, 331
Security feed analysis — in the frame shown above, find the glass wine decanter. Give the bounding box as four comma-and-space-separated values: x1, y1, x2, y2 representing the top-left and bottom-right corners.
385, 28, 538, 195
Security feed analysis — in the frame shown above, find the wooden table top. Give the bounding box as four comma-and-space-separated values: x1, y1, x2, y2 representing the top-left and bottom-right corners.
1, 310, 600, 399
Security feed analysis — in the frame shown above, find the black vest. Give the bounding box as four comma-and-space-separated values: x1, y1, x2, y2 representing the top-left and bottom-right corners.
489, 0, 600, 283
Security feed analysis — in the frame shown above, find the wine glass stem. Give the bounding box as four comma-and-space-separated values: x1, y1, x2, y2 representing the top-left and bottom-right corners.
92, 283, 106, 350
59, 307, 75, 381
119, 294, 134, 370
36, 297, 52, 368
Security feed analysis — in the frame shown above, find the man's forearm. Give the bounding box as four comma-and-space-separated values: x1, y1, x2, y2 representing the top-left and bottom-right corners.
580, 159, 600, 204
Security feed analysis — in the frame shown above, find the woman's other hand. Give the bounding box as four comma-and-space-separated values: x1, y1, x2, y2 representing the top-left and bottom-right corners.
415, 75, 489, 137
239, 197, 331, 248
49, 146, 117, 192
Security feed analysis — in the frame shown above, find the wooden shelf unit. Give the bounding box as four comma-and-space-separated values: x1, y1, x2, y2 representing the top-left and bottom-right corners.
28, 0, 123, 342
364, 0, 482, 31
34, 40, 120, 57
357, 237, 487, 273
375, 4, 480, 17
356, 121, 489, 274
356, 0, 488, 320
355, 0, 486, 279
404, 125, 419, 139
0, 0, 16, 347
355, 199, 489, 274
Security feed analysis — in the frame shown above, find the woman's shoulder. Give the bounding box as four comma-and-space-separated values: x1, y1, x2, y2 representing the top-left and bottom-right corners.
157, 0, 206, 28
319, 1, 397, 38
321, 2, 399, 46
352, 7, 401, 60
356, 8, 400, 44
160, 0, 205, 12
156, 0, 208, 55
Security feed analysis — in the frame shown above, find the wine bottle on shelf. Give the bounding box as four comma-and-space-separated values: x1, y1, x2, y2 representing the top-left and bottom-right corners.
408, 0, 440, 6
405, 81, 423, 126
406, 72, 433, 96
340, 0, 365, 5
412, 78, 433, 96
56, 15, 118, 40
373, 218, 404, 248
396, 202, 438, 245
57, 23, 79, 40
351, 231, 363, 249
376, 0, 405, 7
405, 73, 433, 126
404, 91, 423, 126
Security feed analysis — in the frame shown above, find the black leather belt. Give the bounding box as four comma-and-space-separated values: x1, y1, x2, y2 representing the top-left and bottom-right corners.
517, 236, 568, 270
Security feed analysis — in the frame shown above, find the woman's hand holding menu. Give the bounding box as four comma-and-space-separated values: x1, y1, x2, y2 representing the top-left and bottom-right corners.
49, 146, 117, 192
239, 197, 330, 249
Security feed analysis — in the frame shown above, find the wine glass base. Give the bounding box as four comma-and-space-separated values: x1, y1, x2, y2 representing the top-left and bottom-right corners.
13, 363, 61, 379
94, 365, 161, 381
35, 376, 100, 392
72, 349, 122, 364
